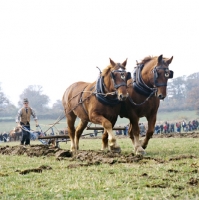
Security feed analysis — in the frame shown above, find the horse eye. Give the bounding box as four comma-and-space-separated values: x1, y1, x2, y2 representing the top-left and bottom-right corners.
121, 75, 125, 80
165, 73, 169, 78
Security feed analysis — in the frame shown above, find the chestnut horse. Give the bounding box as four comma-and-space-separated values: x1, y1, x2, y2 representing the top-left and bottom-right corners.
9, 127, 22, 141
102, 55, 174, 155
62, 58, 131, 152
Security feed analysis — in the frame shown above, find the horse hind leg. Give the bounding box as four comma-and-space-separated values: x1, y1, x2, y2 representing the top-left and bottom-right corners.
75, 119, 88, 150
66, 112, 77, 152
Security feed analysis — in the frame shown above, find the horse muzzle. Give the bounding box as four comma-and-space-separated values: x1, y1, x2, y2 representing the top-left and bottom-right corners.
118, 93, 129, 101
157, 94, 165, 100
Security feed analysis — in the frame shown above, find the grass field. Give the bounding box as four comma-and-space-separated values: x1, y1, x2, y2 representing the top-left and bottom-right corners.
0, 137, 199, 199
0, 110, 199, 134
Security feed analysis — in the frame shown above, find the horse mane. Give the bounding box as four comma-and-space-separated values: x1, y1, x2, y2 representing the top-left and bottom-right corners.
138, 56, 155, 65
138, 56, 167, 66
101, 64, 126, 77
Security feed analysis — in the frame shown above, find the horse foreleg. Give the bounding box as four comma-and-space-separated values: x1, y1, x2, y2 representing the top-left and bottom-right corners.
90, 114, 120, 153
75, 120, 88, 150
101, 129, 108, 150
142, 116, 156, 149
129, 120, 145, 155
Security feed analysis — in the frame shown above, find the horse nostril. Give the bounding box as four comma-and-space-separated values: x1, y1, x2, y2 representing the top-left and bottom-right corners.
158, 94, 165, 99
119, 94, 127, 101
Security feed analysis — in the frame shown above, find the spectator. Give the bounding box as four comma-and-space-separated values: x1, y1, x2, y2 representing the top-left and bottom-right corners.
154, 124, 160, 134
163, 122, 167, 134
94, 129, 98, 137
3, 132, 8, 142
123, 125, 129, 136
188, 121, 192, 131
139, 123, 146, 136
167, 123, 170, 133
160, 124, 163, 134
0, 133, 3, 141
182, 120, 186, 131
170, 123, 175, 133
176, 122, 181, 133
195, 120, 199, 130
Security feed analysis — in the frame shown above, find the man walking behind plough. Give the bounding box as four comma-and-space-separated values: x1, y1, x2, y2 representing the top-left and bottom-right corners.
16, 98, 39, 145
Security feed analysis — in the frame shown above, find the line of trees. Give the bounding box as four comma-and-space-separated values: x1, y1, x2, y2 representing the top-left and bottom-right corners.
0, 71, 199, 121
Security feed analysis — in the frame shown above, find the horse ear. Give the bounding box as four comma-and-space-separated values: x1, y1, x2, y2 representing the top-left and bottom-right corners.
158, 55, 163, 64
122, 58, 128, 67
109, 58, 116, 66
166, 56, 173, 65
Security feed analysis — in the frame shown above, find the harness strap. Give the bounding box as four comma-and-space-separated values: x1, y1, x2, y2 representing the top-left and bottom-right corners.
95, 77, 121, 106
133, 64, 156, 96
79, 86, 89, 115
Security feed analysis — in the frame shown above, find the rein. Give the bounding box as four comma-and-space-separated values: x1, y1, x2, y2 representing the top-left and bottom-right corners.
128, 82, 156, 106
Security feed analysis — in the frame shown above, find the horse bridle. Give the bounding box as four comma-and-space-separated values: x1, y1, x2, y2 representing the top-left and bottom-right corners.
152, 62, 174, 87
110, 64, 131, 89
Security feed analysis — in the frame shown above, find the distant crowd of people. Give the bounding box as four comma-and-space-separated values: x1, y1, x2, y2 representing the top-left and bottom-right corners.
0, 132, 9, 142
115, 125, 129, 136
154, 119, 199, 134
110, 119, 199, 137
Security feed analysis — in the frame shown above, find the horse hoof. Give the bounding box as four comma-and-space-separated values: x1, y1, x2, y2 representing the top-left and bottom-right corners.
135, 146, 146, 155
110, 146, 121, 153
135, 150, 146, 155
101, 144, 108, 151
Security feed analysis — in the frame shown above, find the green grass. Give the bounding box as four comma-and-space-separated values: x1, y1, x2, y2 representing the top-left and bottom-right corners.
0, 137, 199, 199
156, 110, 199, 122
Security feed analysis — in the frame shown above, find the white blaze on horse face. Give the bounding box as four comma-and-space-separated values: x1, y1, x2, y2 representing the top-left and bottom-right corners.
121, 74, 125, 80
118, 68, 126, 80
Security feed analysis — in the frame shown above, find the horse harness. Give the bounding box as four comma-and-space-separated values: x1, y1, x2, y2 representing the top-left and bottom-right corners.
129, 61, 174, 105
78, 64, 132, 116
95, 64, 131, 106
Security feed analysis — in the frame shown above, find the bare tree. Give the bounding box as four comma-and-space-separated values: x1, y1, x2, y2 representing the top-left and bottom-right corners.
0, 83, 9, 111
18, 85, 50, 113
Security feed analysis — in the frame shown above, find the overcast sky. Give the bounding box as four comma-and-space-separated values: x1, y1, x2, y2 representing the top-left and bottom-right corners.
0, 0, 199, 106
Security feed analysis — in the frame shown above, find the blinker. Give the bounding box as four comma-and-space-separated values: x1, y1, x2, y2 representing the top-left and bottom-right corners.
169, 70, 174, 78
126, 72, 131, 80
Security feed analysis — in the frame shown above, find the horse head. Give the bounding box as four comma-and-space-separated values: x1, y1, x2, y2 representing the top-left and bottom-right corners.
101, 58, 131, 101
141, 55, 173, 99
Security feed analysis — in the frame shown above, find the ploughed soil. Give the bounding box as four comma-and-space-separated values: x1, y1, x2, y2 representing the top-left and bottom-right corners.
0, 132, 198, 168
0, 132, 198, 172
0, 144, 145, 165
